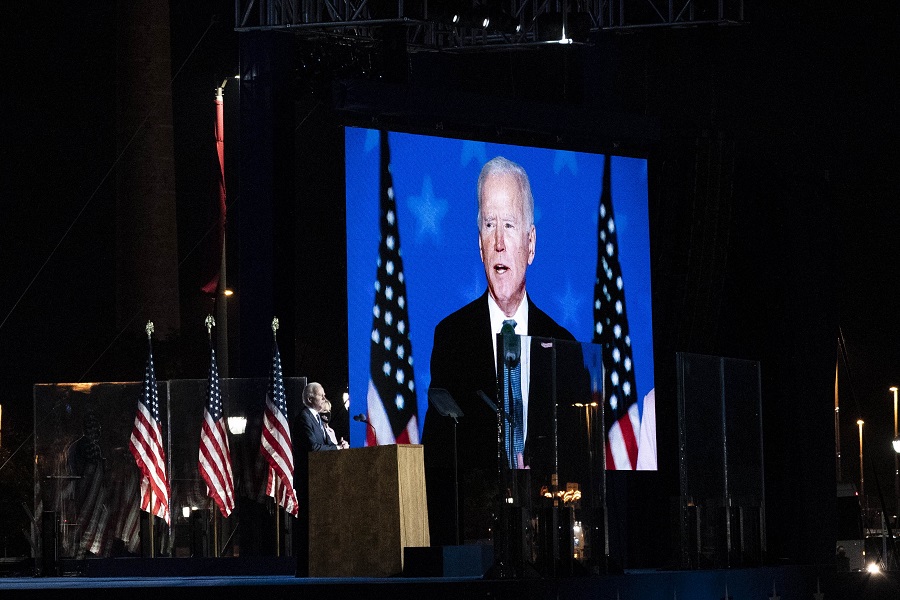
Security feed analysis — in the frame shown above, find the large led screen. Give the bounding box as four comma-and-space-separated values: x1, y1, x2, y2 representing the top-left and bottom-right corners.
346, 127, 656, 470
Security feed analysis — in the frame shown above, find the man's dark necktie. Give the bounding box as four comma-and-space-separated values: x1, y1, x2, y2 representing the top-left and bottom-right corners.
316, 413, 327, 444
501, 319, 524, 469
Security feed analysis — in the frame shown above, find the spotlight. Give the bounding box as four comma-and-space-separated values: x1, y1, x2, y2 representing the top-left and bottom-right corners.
536, 11, 592, 43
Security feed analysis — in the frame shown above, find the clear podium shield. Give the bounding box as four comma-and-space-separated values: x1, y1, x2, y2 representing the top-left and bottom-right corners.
676, 352, 765, 569
33, 377, 306, 573
491, 334, 606, 577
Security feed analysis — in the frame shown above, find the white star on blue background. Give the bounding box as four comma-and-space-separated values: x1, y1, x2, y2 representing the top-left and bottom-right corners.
555, 279, 585, 332
407, 175, 448, 244
460, 140, 487, 168
553, 150, 578, 176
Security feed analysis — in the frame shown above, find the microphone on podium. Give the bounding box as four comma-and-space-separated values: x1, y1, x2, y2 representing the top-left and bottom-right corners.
353, 413, 378, 445
499, 327, 521, 433
502, 326, 521, 366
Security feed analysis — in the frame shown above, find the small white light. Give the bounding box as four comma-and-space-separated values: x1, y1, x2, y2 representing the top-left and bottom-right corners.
866, 562, 881, 574
182, 506, 191, 519
893, 436, 900, 454
227, 415, 247, 435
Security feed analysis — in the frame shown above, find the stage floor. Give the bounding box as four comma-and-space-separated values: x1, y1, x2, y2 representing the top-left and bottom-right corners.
0, 566, 898, 600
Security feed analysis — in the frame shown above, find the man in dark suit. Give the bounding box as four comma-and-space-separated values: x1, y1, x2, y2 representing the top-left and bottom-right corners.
422, 157, 588, 555
294, 382, 347, 576
296, 382, 348, 453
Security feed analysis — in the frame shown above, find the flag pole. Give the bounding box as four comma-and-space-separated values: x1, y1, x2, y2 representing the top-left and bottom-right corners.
214, 82, 229, 380
149, 490, 155, 558
146, 321, 156, 559
275, 496, 281, 557
206, 314, 221, 557
261, 316, 297, 552
272, 316, 281, 557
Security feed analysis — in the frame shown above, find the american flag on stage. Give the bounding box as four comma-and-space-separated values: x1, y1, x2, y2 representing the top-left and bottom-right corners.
593, 155, 640, 470
129, 322, 171, 524
260, 329, 298, 516
76, 460, 110, 557
198, 336, 235, 517
366, 130, 419, 446
75, 408, 110, 557
109, 456, 142, 554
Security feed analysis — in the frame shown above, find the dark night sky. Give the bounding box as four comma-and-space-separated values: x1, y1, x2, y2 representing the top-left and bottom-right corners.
1, 2, 238, 429
2, 1, 900, 532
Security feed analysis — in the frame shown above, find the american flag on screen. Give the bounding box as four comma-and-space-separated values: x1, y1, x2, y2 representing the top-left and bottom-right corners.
129, 322, 171, 524
199, 338, 235, 518
593, 155, 640, 470
260, 331, 298, 516
366, 130, 419, 446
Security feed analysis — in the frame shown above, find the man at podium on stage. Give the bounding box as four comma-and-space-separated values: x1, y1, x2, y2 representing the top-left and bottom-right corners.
422, 157, 585, 550
297, 383, 348, 452
294, 382, 347, 576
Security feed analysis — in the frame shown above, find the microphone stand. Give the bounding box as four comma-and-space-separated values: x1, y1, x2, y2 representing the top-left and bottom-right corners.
480, 374, 517, 579
354, 414, 379, 445
427, 389, 464, 546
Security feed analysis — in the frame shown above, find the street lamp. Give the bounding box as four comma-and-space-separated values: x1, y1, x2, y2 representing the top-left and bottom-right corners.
227, 415, 247, 435
892, 387, 899, 530
858, 419, 865, 513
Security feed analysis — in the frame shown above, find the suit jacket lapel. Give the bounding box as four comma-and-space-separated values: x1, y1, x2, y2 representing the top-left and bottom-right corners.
477, 291, 499, 402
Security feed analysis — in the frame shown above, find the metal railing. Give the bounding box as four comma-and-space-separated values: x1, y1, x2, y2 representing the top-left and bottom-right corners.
234, 1, 745, 50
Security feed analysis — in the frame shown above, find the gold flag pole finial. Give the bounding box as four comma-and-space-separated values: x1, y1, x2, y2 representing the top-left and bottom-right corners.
272, 317, 279, 339
145, 321, 154, 339
205, 315, 215, 339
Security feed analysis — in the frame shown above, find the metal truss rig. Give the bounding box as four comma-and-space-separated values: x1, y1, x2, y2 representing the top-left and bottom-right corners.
234, 1, 745, 51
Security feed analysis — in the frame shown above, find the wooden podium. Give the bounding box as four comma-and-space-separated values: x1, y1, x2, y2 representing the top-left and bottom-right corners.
307, 444, 430, 577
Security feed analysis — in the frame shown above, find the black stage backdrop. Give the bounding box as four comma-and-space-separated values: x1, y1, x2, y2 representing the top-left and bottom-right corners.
234, 19, 837, 568
8, 1, 897, 570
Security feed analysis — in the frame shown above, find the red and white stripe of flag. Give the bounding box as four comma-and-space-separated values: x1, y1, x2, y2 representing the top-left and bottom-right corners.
365, 379, 419, 446
129, 402, 170, 524
261, 399, 298, 516
199, 410, 235, 517
605, 402, 640, 470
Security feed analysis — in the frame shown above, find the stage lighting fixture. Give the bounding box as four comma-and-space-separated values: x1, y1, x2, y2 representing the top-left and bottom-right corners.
485, 5, 517, 35
449, 8, 480, 29
535, 11, 592, 43
433, 0, 470, 27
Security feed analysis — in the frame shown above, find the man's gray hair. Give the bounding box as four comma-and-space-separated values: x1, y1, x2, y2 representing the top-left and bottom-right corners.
476, 156, 535, 230
302, 382, 322, 407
